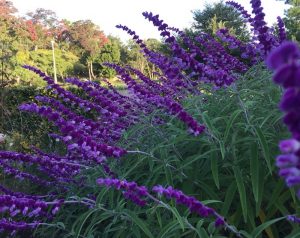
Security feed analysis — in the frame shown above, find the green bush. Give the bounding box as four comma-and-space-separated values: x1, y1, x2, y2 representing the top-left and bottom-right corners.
0, 86, 65, 153
31, 65, 300, 237
15, 49, 79, 86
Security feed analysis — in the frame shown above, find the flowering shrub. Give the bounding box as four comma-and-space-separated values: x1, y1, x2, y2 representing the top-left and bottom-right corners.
0, 0, 299, 237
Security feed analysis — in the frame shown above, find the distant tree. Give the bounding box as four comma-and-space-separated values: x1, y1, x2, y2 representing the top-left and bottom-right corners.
122, 38, 162, 78
15, 49, 78, 85
27, 8, 59, 29
0, 0, 16, 18
192, 1, 249, 40
208, 15, 236, 35
281, 0, 300, 41
26, 9, 67, 50
0, 37, 17, 87
0, 1, 18, 86
96, 36, 122, 78
68, 20, 108, 80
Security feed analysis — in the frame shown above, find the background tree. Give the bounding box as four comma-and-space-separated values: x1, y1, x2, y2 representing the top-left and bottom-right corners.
282, 0, 300, 41
0, 0, 16, 18
122, 38, 162, 78
26, 9, 64, 50
0, 0, 18, 87
27, 8, 59, 29
96, 36, 122, 78
192, 1, 249, 40
68, 20, 108, 80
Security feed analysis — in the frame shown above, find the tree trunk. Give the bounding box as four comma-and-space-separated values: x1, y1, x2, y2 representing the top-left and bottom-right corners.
88, 62, 92, 81
90, 60, 96, 80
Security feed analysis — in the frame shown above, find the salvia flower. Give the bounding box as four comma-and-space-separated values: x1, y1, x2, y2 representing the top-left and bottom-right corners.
97, 178, 225, 227
152, 185, 225, 227
97, 178, 148, 206
287, 215, 300, 224
226, 1, 253, 22
267, 41, 300, 197
0, 219, 39, 231
277, 16, 287, 43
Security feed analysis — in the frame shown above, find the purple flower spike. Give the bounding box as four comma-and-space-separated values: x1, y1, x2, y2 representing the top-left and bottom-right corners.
287, 215, 300, 224
152, 185, 225, 226
97, 178, 148, 206
268, 41, 300, 198
277, 17, 287, 43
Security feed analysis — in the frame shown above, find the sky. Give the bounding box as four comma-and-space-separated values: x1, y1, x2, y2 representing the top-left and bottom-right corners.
11, 0, 289, 42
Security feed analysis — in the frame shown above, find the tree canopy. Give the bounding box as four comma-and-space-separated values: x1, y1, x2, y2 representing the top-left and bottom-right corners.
192, 1, 250, 40
282, 0, 300, 41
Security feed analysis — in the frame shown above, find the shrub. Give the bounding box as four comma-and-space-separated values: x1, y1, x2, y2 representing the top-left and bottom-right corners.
0, 1, 299, 237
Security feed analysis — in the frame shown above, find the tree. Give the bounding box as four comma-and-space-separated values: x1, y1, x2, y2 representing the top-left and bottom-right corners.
0, 1, 18, 87
0, 37, 17, 87
96, 36, 122, 78
192, 1, 249, 40
15, 49, 78, 85
68, 20, 108, 80
282, 0, 300, 41
27, 8, 59, 29
26, 9, 65, 50
121, 38, 163, 79
0, 0, 16, 18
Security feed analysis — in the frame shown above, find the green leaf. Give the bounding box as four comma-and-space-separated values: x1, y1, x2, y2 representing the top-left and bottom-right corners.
169, 206, 185, 231
208, 222, 216, 234
224, 109, 242, 143
56, 222, 65, 230
239, 230, 252, 238
196, 228, 209, 238
251, 217, 286, 238
234, 167, 248, 222
156, 210, 163, 229
219, 141, 225, 160
201, 200, 222, 205
250, 143, 259, 202
158, 220, 181, 238
202, 111, 219, 137
123, 210, 154, 238
156, 202, 186, 231
211, 150, 220, 189
73, 208, 102, 238
221, 181, 237, 217
266, 180, 285, 210
255, 167, 264, 216
254, 126, 272, 174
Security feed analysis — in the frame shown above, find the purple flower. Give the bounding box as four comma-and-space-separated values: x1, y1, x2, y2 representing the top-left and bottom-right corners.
277, 17, 287, 43
267, 41, 300, 198
267, 41, 300, 70
287, 215, 300, 224
152, 185, 225, 227
279, 139, 300, 153
276, 154, 298, 168
97, 178, 148, 206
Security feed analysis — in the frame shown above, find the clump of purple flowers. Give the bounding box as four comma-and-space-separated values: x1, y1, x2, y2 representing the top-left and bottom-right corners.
267, 42, 300, 197
226, 0, 285, 56
0, 0, 293, 234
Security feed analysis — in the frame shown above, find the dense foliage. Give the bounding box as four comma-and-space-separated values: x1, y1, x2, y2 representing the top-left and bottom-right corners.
281, 0, 300, 41
0, 0, 164, 87
192, 1, 250, 40
0, 0, 300, 237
